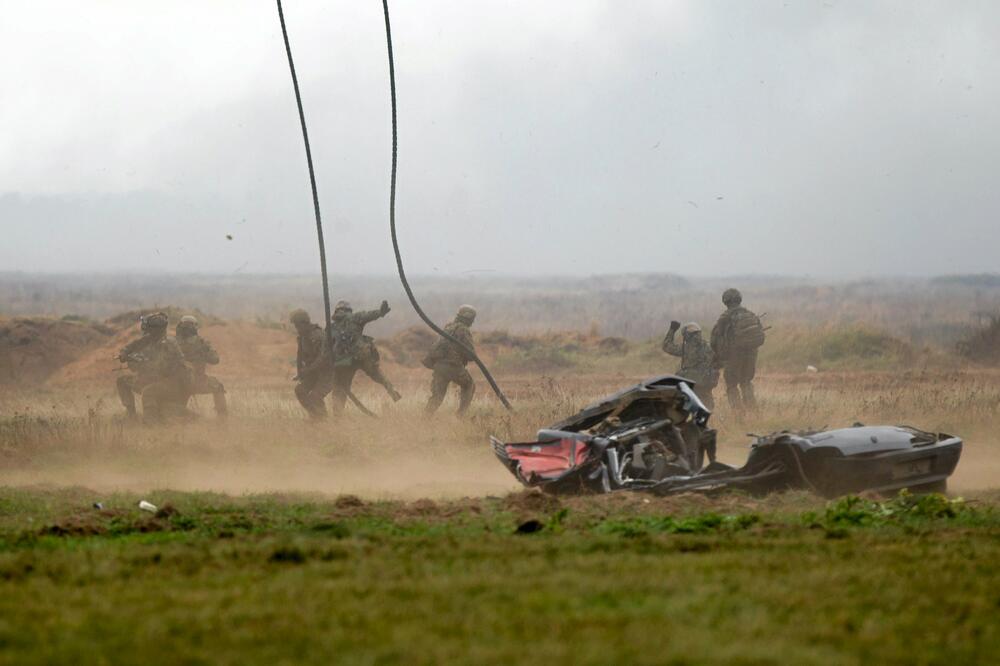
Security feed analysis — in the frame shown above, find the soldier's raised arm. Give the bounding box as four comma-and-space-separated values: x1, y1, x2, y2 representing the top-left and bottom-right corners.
354, 300, 391, 326
662, 320, 683, 356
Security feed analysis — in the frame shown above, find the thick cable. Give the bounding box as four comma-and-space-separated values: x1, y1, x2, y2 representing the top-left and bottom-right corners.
380, 0, 513, 411
277, 0, 374, 417
276, 0, 332, 343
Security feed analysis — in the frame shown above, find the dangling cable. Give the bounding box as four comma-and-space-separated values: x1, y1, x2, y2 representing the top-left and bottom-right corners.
380, 0, 513, 411
276, 0, 375, 418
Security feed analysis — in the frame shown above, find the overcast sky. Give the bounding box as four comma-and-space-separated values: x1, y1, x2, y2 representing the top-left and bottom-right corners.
1, 1, 998, 277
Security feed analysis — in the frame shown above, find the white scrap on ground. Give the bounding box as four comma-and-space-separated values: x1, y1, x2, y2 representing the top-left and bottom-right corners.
138, 500, 158, 513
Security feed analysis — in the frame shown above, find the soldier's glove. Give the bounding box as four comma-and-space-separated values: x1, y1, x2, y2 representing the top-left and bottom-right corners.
669, 320, 681, 332
380, 300, 390, 316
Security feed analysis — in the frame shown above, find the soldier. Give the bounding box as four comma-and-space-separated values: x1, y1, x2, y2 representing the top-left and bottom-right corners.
115, 312, 191, 422
328, 300, 401, 406
175, 315, 227, 418
290, 309, 336, 419
423, 305, 477, 416
710, 288, 765, 411
662, 320, 718, 410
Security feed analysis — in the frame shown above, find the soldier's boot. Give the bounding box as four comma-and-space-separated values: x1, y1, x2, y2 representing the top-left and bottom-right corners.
363, 363, 402, 402
456, 380, 475, 416
424, 382, 448, 415
330, 366, 358, 416
726, 386, 743, 411
212, 391, 229, 419
116, 376, 138, 419
295, 383, 327, 419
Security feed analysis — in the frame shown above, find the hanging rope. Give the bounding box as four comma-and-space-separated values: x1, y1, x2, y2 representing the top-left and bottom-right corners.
380, 0, 513, 411
276, 0, 375, 418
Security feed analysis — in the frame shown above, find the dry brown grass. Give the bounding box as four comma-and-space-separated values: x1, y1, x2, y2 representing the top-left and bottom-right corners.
2, 365, 998, 497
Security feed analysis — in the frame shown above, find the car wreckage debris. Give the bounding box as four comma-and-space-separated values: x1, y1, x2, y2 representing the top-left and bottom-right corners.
492, 375, 962, 497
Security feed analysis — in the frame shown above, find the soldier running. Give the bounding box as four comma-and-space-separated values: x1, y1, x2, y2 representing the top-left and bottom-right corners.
710, 288, 766, 411
290, 309, 336, 419
662, 320, 718, 410
423, 305, 477, 416
329, 300, 401, 407
175, 315, 227, 418
115, 312, 191, 422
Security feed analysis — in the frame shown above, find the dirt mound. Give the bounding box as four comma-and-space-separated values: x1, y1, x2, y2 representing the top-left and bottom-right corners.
379, 326, 437, 367
106, 306, 224, 329
50, 319, 296, 386
502, 490, 563, 514
0, 317, 116, 386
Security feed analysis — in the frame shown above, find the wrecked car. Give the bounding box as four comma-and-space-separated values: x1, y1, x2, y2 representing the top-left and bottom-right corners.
491, 375, 962, 497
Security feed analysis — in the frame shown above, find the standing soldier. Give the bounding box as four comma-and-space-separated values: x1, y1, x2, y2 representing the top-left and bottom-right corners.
328, 300, 401, 406
423, 305, 477, 416
710, 288, 765, 411
662, 320, 718, 410
290, 309, 335, 419
175, 315, 228, 419
116, 312, 191, 422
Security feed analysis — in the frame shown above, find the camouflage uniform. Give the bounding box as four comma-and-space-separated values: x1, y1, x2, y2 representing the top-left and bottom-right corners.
424, 306, 477, 416
710, 289, 761, 410
328, 301, 401, 407
662, 322, 718, 410
176, 316, 227, 418
116, 313, 191, 423
291, 310, 336, 419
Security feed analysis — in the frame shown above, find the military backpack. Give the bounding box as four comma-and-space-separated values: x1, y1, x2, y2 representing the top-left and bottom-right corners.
729, 309, 766, 350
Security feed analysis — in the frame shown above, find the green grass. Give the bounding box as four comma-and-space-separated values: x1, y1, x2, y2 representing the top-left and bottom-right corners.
0, 489, 997, 664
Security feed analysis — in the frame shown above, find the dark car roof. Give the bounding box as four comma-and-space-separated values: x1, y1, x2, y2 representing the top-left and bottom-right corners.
549, 374, 691, 431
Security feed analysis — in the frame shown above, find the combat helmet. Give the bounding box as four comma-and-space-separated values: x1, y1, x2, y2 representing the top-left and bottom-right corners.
456, 305, 477, 325
681, 322, 702, 337
140, 312, 169, 333
722, 288, 742, 307
289, 309, 311, 326
176, 315, 199, 335
333, 300, 352, 316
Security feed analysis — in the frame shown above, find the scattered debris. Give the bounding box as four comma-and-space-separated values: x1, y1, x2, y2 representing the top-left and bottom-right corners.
138, 500, 158, 513
806, 365, 819, 373
92, 502, 104, 510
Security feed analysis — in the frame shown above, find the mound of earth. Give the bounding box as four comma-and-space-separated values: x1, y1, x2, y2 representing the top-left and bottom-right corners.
106, 306, 224, 329
0, 317, 116, 386
50, 319, 298, 386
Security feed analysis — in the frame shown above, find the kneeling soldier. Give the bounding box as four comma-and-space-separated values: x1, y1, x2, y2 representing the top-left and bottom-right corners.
116, 312, 191, 423
176, 315, 227, 418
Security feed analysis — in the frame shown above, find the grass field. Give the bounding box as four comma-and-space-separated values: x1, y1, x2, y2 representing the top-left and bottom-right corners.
0, 487, 998, 664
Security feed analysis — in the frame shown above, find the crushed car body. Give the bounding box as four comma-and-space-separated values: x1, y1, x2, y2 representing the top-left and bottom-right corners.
491, 375, 962, 497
